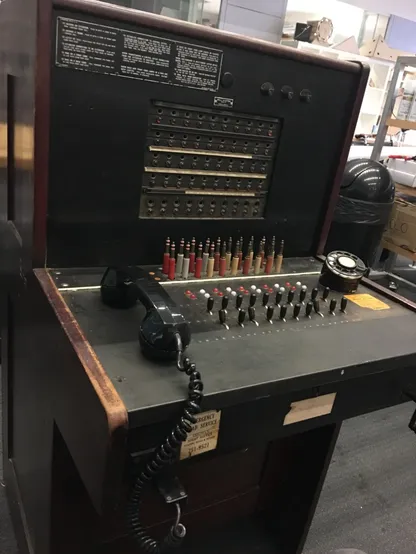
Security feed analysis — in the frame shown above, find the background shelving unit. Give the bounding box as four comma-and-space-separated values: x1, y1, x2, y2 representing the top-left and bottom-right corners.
281, 40, 394, 135
372, 56, 416, 160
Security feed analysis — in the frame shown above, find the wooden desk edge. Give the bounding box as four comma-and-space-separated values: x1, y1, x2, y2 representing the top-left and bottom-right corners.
34, 268, 129, 436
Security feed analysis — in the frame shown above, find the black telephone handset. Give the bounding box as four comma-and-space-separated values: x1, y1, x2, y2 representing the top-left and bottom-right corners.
101, 267, 202, 552
101, 266, 191, 358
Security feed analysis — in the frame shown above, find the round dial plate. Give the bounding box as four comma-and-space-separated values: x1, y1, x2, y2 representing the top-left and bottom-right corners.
338, 255, 357, 269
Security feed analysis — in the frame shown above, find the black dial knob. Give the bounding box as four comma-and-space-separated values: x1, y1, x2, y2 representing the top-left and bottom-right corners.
207, 296, 214, 312
275, 290, 283, 305
300, 89, 312, 103
311, 287, 319, 301
221, 71, 234, 88
260, 82, 275, 96
266, 305, 274, 322
222, 295, 229, 310
340, 297, 348, 313
248, 306, 256, 321
249, 293, 257, 307
329, 298, 337, 315
288, 289, 295, 304
219, 309, 227, 324
262, 292, 270, 306
280, 304, 287, 321
299, 288, 307, 303
236, 293, 243, 309
322, 287, 330, 301
238, 309, 246, 326
281, 85, 294, 100
306, 301, 313, 318
293, 303, 301, 320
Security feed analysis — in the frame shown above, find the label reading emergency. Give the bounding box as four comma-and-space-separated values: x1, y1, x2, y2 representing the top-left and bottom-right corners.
55, 16, 223, 92
180, 410, 221, 460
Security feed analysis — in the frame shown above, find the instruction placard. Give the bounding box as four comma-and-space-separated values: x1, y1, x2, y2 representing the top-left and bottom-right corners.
55, 16, 223, 92
180, 410, 221, 460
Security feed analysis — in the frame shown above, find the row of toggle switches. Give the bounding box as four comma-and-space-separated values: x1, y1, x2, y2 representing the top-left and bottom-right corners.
204, 287, 349, 329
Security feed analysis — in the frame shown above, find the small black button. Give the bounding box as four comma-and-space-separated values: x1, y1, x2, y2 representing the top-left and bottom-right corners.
260, 82, 275, 96
281, 85, 294, 99
221, 71, 234, 88
300, 89, 312, 103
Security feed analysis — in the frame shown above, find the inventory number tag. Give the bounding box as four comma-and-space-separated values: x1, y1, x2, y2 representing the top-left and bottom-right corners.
180, 410, 221, 460
345, 293, 390, 311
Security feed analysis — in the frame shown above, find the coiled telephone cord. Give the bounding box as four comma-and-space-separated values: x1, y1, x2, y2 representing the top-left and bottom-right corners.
127, 334, 204, 552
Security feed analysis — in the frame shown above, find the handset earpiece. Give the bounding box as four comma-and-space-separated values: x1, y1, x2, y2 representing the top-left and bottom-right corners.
100, 267, 139, 309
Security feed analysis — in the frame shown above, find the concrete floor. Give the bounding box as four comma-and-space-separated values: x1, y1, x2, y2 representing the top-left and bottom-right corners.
1, 403, 415, 553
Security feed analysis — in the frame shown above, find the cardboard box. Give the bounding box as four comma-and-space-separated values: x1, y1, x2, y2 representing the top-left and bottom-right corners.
384, 199, 416, 253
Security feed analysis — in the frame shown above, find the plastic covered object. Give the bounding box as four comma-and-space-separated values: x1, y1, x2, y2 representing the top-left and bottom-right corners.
333, 196, 393, 225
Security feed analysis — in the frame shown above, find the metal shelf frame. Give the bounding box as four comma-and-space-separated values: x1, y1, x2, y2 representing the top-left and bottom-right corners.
371, 56, 416, 161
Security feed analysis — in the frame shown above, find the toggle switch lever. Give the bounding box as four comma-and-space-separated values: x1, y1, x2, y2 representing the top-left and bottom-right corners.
293, 303, 301, 321
340, 297, 348, 314
266, 305, 274, 323
311, 287, 319, 301
288, 289, 295, 305
219, 309, 229, 330
299, 287, 307, 304
262, 292, 270, 307
249, 293, 257, 307
236, 293, 244, 310
322, 287, 330, 302
329, 298, 337, 315
206, 296, 214, 314
305, 301, 313, 319
238, 309, 246, 328
279, 304, 287, 322
222, 295, 229, 311
275, 290, 283, 306
314, 299, 324, 317
248, 306, 258, 326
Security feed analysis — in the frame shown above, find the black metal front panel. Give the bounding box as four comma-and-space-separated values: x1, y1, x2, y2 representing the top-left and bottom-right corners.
48, 9, 364, 267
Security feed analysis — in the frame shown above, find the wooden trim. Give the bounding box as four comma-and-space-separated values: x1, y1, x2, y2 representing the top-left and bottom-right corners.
33, 0, 53, 267
361, 274, 416, 314
34, 269, 128, 435
53, 0, 361, 75
317, 61, 370, 255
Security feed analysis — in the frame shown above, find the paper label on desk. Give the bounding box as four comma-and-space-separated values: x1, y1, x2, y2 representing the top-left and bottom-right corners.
345, 294, 390, 311
284, 393, 336, 426
180, 410, 221, 460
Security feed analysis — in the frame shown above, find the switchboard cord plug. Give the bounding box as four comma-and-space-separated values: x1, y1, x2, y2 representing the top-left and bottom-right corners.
127, 334, 204, 553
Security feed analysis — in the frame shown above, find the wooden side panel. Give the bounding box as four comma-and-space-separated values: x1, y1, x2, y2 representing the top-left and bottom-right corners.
4, 271, 128, 553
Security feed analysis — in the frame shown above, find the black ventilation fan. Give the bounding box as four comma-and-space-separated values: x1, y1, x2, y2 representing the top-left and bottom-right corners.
319, 251, 367, 293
